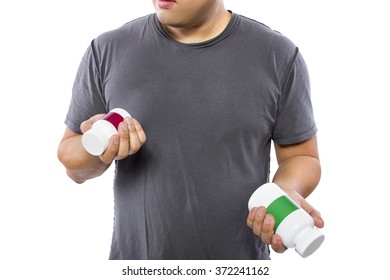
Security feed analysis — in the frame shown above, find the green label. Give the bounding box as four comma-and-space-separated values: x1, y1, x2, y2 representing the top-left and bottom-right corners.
267, 195, 299, 231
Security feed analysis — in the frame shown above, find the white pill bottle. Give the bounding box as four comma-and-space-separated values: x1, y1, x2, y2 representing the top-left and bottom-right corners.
82, 108, 131, 156
248, 183, 325, 258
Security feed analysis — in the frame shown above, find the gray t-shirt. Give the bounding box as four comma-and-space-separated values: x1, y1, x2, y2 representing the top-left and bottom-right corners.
65, 13, 317, 259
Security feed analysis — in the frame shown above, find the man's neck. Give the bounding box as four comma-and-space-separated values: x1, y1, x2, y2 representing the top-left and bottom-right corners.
162, 10, 232, 44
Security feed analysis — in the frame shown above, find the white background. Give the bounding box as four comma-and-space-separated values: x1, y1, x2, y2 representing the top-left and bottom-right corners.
1, 0, 389, 279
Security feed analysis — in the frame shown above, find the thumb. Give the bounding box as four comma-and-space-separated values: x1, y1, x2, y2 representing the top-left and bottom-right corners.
299, 198, 325, 228
80, 114, 105, 134
287, 190, 325, 229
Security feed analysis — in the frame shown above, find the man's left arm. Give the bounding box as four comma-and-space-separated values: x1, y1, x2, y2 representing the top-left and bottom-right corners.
246, 135, 324, 253
273, 134, 321, 197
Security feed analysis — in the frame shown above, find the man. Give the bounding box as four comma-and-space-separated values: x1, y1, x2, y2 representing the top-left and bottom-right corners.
58, 0, 324, 259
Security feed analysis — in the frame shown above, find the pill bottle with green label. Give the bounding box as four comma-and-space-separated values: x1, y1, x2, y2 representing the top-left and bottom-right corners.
82, 108, 131, 156
248, 183, 324, 258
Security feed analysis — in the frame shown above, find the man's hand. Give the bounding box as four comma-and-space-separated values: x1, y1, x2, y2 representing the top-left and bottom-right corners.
81, 115, 147, 164
58, 114, 147, 183
246, 191, 324, 254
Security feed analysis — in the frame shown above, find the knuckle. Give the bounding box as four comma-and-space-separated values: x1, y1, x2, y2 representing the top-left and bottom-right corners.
119, 127, 130, 138
116, 150, 128, 160
99, 155, 114, 165
130, 144, 141, 153
246, 219, 253, 229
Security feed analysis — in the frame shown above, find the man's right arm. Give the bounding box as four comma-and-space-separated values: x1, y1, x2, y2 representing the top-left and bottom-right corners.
57, 115, 147, 183
57, 127, 111, 183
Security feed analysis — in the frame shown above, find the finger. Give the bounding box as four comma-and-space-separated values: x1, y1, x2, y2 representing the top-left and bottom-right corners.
310, 209, 325, 228
133, 118, 147, 145
127, 118, 142, 154
80, 114, 105, 134
260, 214, 275, 244
116, 121, 131, 159
299, 198, 325, 228
252, 206, 267, 237
286, 190, 325, 229
80, 120, 92, 134
246, 207, 258, 229
271, 234, 287, 254
99, 135, 120, 164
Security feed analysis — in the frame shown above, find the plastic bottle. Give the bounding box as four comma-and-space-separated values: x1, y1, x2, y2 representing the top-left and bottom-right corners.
82, 108, 131, 156
248, 183, 324, 258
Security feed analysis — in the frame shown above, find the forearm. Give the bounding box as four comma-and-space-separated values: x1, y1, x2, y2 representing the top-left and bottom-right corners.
272, 155, 321, 198
57, 134, 111, 183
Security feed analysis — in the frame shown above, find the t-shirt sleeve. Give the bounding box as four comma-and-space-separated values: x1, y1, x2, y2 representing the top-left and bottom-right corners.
272, 50, 317, 145
64, 41, 108, 133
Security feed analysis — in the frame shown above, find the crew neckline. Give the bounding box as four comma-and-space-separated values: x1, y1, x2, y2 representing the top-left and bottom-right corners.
152, 11, 238, 48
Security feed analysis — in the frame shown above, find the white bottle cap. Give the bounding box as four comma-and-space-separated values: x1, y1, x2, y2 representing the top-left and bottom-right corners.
294, 227, 325, 258
82, 126, 109, 156
82, 119, 118, 156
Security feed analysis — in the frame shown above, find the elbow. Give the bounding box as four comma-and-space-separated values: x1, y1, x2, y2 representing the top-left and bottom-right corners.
310, 156, 322, 191
300, 155, 322, 197
57, 143, 85, 184
66, 169, 86, 184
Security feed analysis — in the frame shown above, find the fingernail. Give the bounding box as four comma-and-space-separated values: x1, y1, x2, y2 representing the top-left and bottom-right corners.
121, 122, 128, 131
126, 117, 135, 126
256, 207, 266, 217
272, 236, 278, 245
264, 215, 273, 225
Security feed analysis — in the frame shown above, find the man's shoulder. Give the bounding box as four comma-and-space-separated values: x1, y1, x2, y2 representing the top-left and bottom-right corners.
95, 14, 153, 45
236, 14, 297, 52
